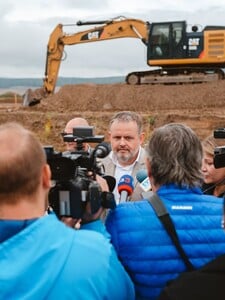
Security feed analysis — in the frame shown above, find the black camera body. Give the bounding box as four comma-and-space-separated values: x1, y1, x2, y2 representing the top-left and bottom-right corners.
45, 127, 115, 219
214, 128, 225, 169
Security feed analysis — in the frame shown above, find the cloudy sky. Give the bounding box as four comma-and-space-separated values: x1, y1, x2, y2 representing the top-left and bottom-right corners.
1, 0, 225, 78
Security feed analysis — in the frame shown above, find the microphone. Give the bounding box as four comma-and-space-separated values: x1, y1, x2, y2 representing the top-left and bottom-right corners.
118, 175, 134, 203
94, 142, 111, 158
136, 169, 151, 192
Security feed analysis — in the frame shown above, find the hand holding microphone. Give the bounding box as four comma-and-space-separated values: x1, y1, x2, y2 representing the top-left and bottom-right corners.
118, 175, 134, 203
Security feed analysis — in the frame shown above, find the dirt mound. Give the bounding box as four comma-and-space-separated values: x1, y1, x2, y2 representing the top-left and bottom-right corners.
1, 81, 225, 150
36, 81, 225, 112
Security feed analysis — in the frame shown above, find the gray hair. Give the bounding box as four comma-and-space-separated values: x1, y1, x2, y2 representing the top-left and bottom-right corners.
145, 123, 203, 187
109, 111, 143, 134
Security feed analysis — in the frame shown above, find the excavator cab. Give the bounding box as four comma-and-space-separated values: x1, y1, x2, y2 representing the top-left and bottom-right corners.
147, 20, 225, 71
122, 20, 225, 84
147, 21, 204, 63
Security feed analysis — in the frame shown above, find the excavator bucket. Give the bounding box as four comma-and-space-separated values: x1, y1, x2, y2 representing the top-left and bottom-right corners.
23, 87, 46, 106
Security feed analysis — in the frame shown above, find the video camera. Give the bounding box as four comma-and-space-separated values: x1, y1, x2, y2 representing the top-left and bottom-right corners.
214, 128, 225, 168
45, 126, 116, 219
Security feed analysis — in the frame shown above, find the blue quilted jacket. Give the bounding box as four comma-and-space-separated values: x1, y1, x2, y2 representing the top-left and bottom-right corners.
105, 184, 225, 300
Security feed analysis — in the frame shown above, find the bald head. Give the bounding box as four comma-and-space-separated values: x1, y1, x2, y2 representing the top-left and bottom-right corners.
64, 117, 90, 152
64, 117, 89, 134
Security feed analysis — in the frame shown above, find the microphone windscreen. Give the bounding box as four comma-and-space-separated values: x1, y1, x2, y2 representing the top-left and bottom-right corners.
118, 175, 134, 195
95, 142, 111, 158
136, 169, 148, 183
102, 175, 116, 192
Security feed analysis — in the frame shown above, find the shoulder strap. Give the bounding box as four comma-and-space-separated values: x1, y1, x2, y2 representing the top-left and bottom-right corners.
146, 192, 195, 271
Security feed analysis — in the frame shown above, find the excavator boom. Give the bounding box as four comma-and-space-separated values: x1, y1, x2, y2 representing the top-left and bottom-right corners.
23, 16, 149, 106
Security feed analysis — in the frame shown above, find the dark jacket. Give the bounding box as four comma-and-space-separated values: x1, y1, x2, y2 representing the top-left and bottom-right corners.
158, 253, 225, 300
202, 182, 225, 198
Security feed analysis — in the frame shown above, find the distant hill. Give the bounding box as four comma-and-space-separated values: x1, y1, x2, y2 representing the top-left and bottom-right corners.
0, 76, 125, 88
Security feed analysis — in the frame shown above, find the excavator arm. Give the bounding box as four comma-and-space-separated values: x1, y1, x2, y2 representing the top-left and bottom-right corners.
23, 16, 149, 106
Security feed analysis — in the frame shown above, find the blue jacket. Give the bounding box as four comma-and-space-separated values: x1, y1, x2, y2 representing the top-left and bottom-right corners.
105, 184, 225, 300
0, 213, 134, 299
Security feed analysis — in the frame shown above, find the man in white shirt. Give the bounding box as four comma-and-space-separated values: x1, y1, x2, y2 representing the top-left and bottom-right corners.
101, 111, 147, 203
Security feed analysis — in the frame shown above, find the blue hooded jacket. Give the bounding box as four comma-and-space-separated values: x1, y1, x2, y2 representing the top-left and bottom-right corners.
0, 212, 134, 299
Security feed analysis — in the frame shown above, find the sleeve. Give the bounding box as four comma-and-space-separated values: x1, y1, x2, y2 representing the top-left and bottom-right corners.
105, 209, 120, 251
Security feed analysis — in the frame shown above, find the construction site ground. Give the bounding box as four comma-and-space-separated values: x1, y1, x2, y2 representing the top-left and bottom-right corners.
1, 80, 225, 151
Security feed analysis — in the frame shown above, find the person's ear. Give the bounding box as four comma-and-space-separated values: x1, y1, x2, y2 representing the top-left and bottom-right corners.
42, 164, 52, 189
140, 132, 145, 145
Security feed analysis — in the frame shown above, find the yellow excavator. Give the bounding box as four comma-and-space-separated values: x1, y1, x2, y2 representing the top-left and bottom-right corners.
23, 16, 225, 106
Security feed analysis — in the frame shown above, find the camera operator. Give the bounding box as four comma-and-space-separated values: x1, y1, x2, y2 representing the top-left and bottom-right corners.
202, 135, 225, 197
58, 117, 113, 225
0, 122, 134, 299
62, 117, 92, 152
62, 116, 107, 183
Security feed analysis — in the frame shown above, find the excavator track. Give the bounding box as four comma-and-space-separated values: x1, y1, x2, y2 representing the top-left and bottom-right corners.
126, 69, 224, 85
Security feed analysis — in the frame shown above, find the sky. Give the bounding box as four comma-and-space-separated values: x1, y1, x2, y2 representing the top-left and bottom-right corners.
1, 0, 225, 78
